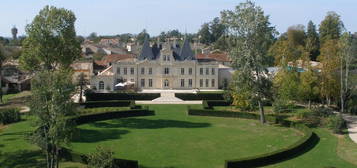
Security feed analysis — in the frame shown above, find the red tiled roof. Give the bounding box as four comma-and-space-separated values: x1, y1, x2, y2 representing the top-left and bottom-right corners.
95, 54, 136, 66
196, 53, 230, 62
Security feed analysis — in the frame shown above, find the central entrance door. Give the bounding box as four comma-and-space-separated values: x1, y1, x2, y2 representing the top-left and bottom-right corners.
163, 79, 169, 89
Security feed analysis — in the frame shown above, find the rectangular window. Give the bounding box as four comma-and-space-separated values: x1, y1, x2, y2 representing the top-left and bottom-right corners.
200, 68, 203, 75
141, 79, 145, 87
117, 67, 120, 74
116, 78, 121, 84
180, 79, 185, 87
141, 67, 145, 74
123, 78, 127, 82
130, 68, 134, 75
205, 79, 209, 87
200, 79, 203, 87
181, 68, 185, 75
124, 67, 127, 75
164, 68, 169, 74
149, 68, 152, 74
206, 68, 209, 75
189, 68, 193, 75
211, 79, 215, 87
131, 79, 134, 82
149, 79, 153, 87
212, 68, 215, 75
188, 79, 192, 87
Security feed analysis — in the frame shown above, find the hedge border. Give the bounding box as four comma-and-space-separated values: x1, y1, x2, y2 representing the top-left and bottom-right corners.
79, 100, 135, 108
187, 109, 315, 168
62, 109, 155, 168
175, 93, 224, 100
85, 93, 160, 101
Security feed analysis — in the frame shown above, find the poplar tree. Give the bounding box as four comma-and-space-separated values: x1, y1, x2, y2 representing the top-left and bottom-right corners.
222, 0, 276, 123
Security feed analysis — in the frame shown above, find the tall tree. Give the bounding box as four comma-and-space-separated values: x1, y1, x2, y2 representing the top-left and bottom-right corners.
338, 32, 354, 113
210, 17, 226, 43
222, 0, 276, 123
306, 21, 320, 61
198, 23, 212, 45
319, 11, 344, 45
318, 11, 344, 105
299, 66, 319, 109
0, 45, 7, 103
21, 6, 80, 168
287, 24, 306, 47
29, 70, 75, 168
318, 39, 340, 105
20, 6, 81, 71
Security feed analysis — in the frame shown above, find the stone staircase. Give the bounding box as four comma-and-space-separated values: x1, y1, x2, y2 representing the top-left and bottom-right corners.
152, 92, 184, 102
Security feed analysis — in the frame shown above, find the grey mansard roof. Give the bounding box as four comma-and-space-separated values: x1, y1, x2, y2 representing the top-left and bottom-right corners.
179, 38, 195, 60
138, 37, 155, 60
138, 37, 195, 61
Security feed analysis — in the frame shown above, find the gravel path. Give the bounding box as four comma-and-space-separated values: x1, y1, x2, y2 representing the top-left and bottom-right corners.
342, 113, 357, 144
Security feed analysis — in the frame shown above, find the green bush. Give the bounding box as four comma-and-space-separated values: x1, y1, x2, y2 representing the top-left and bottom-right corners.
295, 110, 321, 127
175, 93, 224, 100
327, 115, 346, 134
272, 99, 295, 114
85, 93, 160, 101
311, 107, 334, 117
87, 146, 114, 168
80, 100, 133, 108
0, 108, 21, 124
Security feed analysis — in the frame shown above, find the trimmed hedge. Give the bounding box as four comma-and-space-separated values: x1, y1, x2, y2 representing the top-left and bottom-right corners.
80, 100, 133, 108
85, 93, 160, 101
62, 109, 155, 168
175, 93, 224, 100
203, 100, 231, 109
0, 108, 21, 125
187, 109, 314, 168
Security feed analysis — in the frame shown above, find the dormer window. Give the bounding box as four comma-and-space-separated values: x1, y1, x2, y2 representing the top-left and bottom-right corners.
163, 55, 167, 61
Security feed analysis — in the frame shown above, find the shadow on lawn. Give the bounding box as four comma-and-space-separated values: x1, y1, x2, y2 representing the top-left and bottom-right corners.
72, 128, 130, 143
89, 118, 211, 129
0, 150, 45, 168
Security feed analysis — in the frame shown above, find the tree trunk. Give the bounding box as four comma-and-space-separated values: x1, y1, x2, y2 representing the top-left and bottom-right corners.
308, 99, 311, 109
258, 100, 265, 124
79, 84, 83, 103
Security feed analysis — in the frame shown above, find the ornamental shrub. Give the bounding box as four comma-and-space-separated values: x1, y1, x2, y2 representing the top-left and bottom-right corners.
0, 108, 21, 124
87, 145, 114, 168
272, 99, 295, 114
327, 115, 346, 134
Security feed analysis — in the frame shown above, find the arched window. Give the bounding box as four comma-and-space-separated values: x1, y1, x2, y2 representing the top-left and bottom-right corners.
99, 81, 104, 90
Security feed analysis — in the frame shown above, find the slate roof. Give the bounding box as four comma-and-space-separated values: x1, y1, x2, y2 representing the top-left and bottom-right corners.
139, 37, 155, 60
179, 38, 195, 60
138, 37, 195, 61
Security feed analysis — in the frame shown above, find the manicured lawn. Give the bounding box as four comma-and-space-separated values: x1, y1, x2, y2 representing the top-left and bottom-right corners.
0, 104, 356, 168
70, 105, 301, 168
265, 129, 357, 168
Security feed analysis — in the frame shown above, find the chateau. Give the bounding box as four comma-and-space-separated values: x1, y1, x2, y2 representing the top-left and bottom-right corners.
90, 37, 226, 91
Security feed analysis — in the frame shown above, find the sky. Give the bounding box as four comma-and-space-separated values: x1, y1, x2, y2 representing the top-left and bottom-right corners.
0, 0, 356, 37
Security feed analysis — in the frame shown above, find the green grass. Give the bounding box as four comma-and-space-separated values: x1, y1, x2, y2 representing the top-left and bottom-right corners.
1, 91, 31, 105
265, 129, 357, 168
0, 105, 356, 168
70, 105, 301, 168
